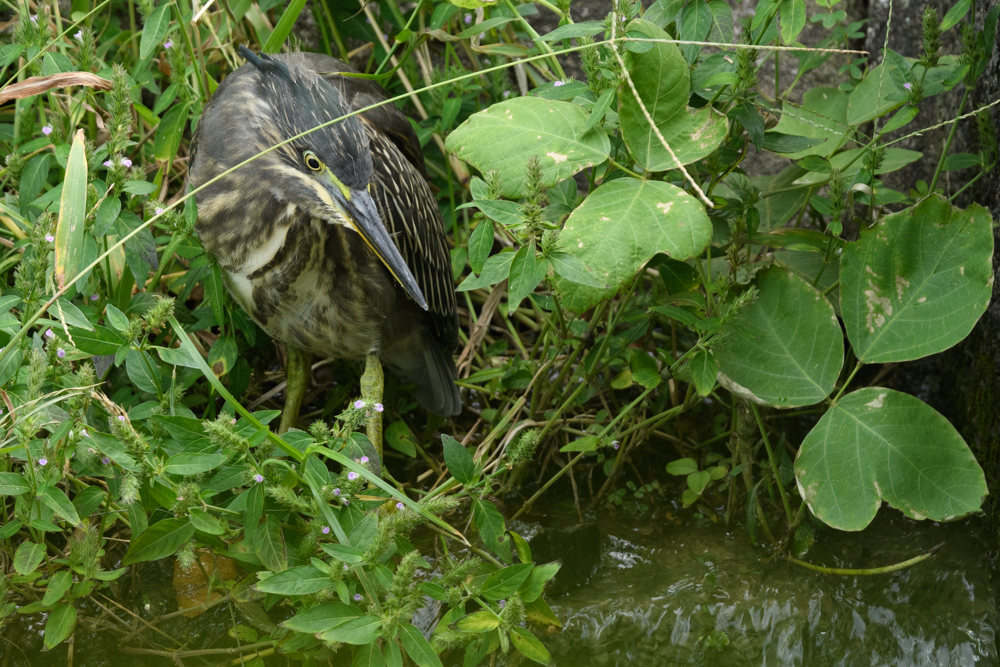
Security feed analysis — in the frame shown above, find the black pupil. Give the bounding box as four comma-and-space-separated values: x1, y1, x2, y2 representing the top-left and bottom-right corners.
307, 156, 319, 169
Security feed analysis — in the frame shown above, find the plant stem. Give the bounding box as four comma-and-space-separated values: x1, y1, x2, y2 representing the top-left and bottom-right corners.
750, 403, 794, 525
790, 542, 944, 575
928, 88, 970, 194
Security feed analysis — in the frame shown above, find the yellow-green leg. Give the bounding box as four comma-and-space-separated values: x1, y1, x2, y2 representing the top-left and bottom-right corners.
360, 352, 383, 458
279, 346, 312, 434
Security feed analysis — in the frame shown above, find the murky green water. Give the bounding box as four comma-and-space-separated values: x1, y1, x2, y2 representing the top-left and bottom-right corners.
525, 504, 997, 666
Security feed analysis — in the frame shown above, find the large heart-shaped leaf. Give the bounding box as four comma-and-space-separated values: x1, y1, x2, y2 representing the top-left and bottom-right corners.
446, 96, 610, 198
557, 178, 712, 311
841, 196, 994, 363
714, 267, 844, 407
619, 19, 728, 171
795, 387, 987, 531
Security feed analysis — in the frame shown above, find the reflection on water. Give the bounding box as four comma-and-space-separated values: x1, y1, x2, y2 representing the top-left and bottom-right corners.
534, 507, 997, 666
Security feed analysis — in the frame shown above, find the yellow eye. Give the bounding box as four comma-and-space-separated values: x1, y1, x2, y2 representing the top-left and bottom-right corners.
303, 151, 323, 172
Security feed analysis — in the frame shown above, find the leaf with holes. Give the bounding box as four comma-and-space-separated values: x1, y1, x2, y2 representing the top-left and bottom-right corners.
795, 388, 987, 530
840, 196, 994, 363
714, 267, 844, 407
619, 20, 728, 171
446, 96, 610, 198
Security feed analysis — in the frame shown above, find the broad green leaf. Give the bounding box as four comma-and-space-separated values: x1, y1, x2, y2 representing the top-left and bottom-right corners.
14, 541, 45, 575
881, 104, 919, 133
714, 267, 844, 407
480, 563, 533, 600
707, 0, 734, 42
0, 472, 29, 495
941, 0, 971, 30
468, 218, 494, 275
354, 643, 387, 667
548, 251, 603, 287
557, 178, 712, 311
454, 610, 501, 632
508, 244, 546, 312
165, 452, 227, 475
583, 88, 614, 133
442, 434, 477, 485
139, 4, 170, 59
619, 20, 728, 171
52, 298, 93, 331
154, 103, 189, 162
70, 325, 127, 356
42, 570, 73, 606
399, 623, 444, 667
793, 147, 922, 185
283, 601, 361, 633
795, 388, 987, 530
320, 543, 365, 563
126, 350, 160, 395
469, 199, 522, 227
761, 132, 824, 154
666, 458, 699, 475
779, 0, 806, 43
510, 627, 551, 665
54, 129, 88, 289
457, 249, 515, 292
254, 515, 287, 572
43, 603, 76, 649
841, 196, 993, 362
847, 64, 905, 125
317, 615, 382, 645
263, 0, 307, 53
771, 87, 850, 159
446, 97, 610, 198
689, 348, 719, 397
256, 565, 331, 596
157, 344, 202, 369
123, 518, 195, 565
189, 508, 225, 535
385, 421, 418, 458
472, 498, 511, 563
536, 20, 606, 41
38, 486, 81, 526
519, 562, 561, 602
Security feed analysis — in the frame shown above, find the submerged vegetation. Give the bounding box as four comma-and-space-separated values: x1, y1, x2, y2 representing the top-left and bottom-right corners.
0, 0, 996, 663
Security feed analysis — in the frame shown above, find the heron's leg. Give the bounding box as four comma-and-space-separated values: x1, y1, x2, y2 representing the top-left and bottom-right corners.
279, 346, 312, 434
360, 352, 383, 458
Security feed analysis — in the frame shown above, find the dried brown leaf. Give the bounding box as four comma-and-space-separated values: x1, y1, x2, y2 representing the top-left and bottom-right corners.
0, 71, 111, 105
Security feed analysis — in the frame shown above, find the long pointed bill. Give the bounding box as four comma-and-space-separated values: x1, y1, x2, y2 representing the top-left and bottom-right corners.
339, 189, 429, 311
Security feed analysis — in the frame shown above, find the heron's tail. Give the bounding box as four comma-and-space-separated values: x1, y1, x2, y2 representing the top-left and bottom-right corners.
383, 331, 461, 417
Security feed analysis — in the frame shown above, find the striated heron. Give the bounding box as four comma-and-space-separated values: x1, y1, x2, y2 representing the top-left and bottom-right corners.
189, 48, 461, 444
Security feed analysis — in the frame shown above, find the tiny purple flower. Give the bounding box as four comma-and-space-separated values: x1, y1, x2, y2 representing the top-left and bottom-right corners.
903, 82, 912, 91
254, 473, 264, 483
164, 40, 174, 49
502, 91, 511, 99
353, 593, 363, 601
102, 456, 110, 465
90, 294, 99, 301
348, 471, 359, 481
155, 207, 164, 216
342, 498, 349, 505
464, 14, 472, 23
396, 502, 404, 510
612, 440, 620, 450
44, 234, 54, 243
498, 599, 506, 608
44, 328, 53, 338
321, 526, 330, 534
103, 160, 113, 168
360, 456, 369, 464
117, 415, 125, 421
374, 403, 383, 413
74, 30, 83, 40
57, 348, 66, 358
343, 564, 349, 570
333, 488, 341, 495
553, 80, 565, 87
120, 158, 132, 167
38, 457, 47, 466
354, 399, 366, 409
29, 15, 37, 24
42, 125, 52, 136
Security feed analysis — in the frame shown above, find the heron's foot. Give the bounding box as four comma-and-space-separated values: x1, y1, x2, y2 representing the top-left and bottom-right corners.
279, 346, 312, 434
360, 352, 384, 458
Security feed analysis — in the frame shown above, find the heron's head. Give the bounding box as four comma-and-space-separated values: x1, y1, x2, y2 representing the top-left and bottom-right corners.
191, 47, 427, 310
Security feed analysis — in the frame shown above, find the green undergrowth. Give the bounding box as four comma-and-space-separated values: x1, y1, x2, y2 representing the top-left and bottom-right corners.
0, 0, 997, 663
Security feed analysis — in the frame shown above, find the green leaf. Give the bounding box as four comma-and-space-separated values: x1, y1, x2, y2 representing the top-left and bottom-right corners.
687, 470, 711, 494
254, 515, 287, 572
42, 570, 73, 606
480, 563, 533, 600
54, 130, 88, 289
454, 610, 501, 632
154, 103, 189, 162
583, 88, 614, 133
256, 565, 331, 595
472, 499, 511, 563
840, 196, 993, 363
446, 97, 611, 198
881, 104, 919, 133
689, 348, 719, 397
795, 388, 987, 530
707, 0, 734, 42
650, 304, 699, 326
761, 132, 824, 154
536, 20, 606, 41
52, 298, 94, 331
164, 451, 227, 476
38, 485, 82, 526
442, 434, 477, 485
557, 178, 712, 311
317, 615, 382, 645
0, 472, 29, 496
619, 20, 728, 171
793, 147, 922, 185
283, 601, 361, 633
43, 603, 76, 649
779, 0, 806, 43
468, 218, 494, 275
508, 244, 546, 312
941, 0, 971, 31
70, 325, 127, 355
14, 541, 45, 575
399, 623, 444, 667
548, 251, 603, 287
469, 199, 522, 226
263, 0, 307, 52
354, 643, 388, 667
667, 458, 699, 475
139, 4, 171, 59
385, 421, 418, 458
771, 87, 850, 159
122, 518, 195, 565
457, 250, 515, 291
126, 350, 160, 395
320, 543, 365, 563
518, 562, 561, 602
510, 627, 551, 665
847, 64, 905, 126
714, 267, 844, 407
188, 508, 226, 535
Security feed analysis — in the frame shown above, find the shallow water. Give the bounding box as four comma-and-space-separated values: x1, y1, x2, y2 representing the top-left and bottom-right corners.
527, 504, 997, 667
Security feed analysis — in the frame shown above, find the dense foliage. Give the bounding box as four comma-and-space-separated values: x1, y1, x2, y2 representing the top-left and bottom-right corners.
0, 0, 996, 663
